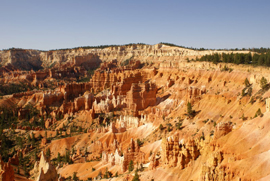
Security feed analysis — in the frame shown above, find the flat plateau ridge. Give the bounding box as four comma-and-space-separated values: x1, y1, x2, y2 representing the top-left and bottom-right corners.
0, 44, 249, 70
0, 43, 269, 181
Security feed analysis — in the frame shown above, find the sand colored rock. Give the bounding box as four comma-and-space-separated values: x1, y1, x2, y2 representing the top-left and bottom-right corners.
148, 152, 159, 170
213, 122, 232, 140
74, 53, 101, 70
30, 151, 58, 181
74, 92, 94, 111
102, 138, 145, 172
161, 136, 200, 169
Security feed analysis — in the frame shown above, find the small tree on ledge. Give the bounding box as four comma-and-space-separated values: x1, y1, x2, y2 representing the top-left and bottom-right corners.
187, 101, 195, 117
244, 78, 250, 87
132, 169, 140, 181
260, 77, 267, 89
129, 160, 134, 172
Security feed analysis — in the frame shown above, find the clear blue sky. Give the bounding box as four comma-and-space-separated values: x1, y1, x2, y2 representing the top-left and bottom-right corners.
1, 0, 269, 50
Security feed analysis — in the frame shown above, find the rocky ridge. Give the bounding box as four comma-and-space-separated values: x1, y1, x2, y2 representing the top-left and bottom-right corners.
0, 44, 249, 70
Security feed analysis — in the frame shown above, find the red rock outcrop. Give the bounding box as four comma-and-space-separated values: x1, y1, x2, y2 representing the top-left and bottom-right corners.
0, 156, 14, 181
125, 82, 157, 113
61, 82, 91, 100
74, 92, 95, 111
10, 153, 19, 166
42, 91, 64, 106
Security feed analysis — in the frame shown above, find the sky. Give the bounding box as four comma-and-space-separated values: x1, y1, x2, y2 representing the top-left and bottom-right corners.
0, 0, 270, 50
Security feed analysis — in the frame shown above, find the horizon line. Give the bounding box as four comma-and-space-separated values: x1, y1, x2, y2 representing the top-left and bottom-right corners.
1, 42, 270, 52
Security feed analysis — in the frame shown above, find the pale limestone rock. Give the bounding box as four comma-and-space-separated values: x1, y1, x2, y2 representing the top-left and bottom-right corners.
31, 151, 58, 181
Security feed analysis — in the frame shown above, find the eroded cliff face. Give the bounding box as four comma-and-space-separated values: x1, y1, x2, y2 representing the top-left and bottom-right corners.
0, 44, 249, 70
2, 44, 270, 181
0, 49, 42, 70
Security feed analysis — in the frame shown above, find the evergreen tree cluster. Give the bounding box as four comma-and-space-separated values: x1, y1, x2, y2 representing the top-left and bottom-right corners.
50, 43, 146, 51
0, 82, 35, 96
53, 150, 73, 164
197, 51, 270, 67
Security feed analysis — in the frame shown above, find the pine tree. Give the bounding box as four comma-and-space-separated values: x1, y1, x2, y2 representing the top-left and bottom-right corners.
34, 148, 38, 161
258, 55, 265, 65
23, 163, 29, 176
260, 77, 267, 89
72, 147, 75, 155
128, 160, 134, 172
78, 126, 82, 132
27, 134, 31, 143
104, 167, 108, 179
72, 172, 79, 181
254, 108, 263, 118
57, 152, 61, 163
132, 169, 140, 181
38, 134, 42, 141
159, 124, 163, 131
187, 102, 193, 116
18, 152, 23, 166
31, 132, 36, 145
244, 78, 250, 87
65, 150, 71, 163
265, 55, 270, 66
46, 148, 51, 159
40, 116, 45, 129
17, 137, 23, 149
